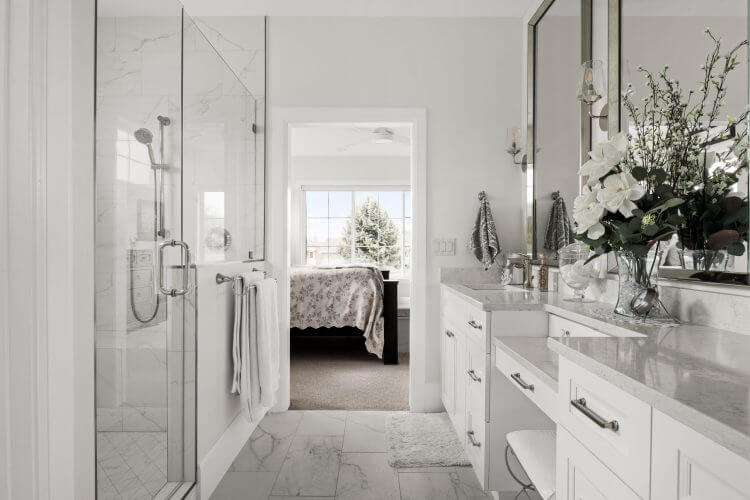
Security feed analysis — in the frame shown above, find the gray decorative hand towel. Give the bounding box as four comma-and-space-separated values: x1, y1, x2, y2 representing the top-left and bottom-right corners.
469, 191, 502, 270
543, 191, 575, 253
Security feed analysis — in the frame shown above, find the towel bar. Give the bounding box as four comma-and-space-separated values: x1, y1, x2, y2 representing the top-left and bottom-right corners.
215, 268, 267, 285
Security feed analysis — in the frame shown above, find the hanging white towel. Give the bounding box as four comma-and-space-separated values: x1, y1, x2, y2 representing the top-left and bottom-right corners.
230, 270, 264, 422
256, 278, 280, 408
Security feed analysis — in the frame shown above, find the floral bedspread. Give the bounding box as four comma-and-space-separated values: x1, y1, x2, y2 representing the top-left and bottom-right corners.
290, 266, 384, 358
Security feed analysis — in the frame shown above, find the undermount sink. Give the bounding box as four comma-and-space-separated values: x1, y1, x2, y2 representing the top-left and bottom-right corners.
464, 283, 513, 291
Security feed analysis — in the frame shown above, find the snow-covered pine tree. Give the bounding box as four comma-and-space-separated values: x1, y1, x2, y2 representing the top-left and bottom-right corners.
338, 197, 401, 267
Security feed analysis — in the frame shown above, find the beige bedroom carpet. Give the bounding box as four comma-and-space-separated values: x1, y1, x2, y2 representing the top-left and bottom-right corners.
290, 337, 409, 410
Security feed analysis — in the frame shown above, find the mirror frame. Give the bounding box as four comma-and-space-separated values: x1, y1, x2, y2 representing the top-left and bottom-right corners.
610, 0, 750, 286
525, 0, 593, 260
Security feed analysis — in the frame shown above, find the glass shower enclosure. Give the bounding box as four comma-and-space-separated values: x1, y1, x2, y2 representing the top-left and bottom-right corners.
95, 1, 264, 498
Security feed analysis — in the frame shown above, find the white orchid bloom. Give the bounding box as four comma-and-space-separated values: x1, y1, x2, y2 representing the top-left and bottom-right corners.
579, 132, 628, 186
596, 172, 646, 217
572, 186, 606, 239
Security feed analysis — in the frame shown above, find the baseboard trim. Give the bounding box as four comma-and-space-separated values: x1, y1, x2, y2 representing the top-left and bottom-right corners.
197, 408, 268, 499
409, 382, 442, 412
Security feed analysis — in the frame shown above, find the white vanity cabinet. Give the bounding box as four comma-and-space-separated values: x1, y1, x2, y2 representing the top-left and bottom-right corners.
651, 409, 750, 500
440, 286, 551, 492
440, 289, 491, 486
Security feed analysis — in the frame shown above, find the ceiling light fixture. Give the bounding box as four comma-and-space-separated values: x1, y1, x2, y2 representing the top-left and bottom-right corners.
372, 127, 394, 144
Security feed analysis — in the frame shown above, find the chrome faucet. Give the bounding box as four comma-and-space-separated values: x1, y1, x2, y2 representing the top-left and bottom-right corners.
523, 255, 534, 289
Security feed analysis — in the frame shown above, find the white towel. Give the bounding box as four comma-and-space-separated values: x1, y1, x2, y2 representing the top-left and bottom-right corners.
256, 278, 280, 408
231, 270, 264, 422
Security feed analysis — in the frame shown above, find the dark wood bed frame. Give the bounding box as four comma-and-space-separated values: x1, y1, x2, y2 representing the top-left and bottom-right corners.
290, 270, 399, 365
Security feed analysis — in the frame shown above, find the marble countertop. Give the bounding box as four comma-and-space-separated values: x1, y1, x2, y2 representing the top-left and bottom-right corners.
443, 282, 750, 461
492, 337, 558, 390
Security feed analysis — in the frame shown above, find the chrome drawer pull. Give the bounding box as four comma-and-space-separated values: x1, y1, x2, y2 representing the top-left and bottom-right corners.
467, 369, 482, 383
467, 320, 482, 330
445, 330, 454, 338
467, 431, 481, 447
510, 372, 534, 392
571, 398, 620, 432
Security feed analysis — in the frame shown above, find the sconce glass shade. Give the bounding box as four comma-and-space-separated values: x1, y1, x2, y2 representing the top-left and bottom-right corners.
506, 127, 521, 152
577, 60, 606, 105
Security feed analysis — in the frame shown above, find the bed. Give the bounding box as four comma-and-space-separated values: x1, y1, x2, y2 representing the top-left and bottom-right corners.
289, 266, 399, 364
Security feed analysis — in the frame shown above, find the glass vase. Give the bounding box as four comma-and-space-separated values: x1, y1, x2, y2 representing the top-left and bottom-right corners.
680, 249, 728, 271
614, 250, 674, 322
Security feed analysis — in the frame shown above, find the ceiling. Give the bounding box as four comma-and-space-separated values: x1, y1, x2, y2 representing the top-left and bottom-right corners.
100, 0, 531, 17
290, 124, 411, 158
539, 0, 746, 17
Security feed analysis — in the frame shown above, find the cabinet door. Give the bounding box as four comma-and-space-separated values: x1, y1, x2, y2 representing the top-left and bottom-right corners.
556, 427, 640, 500
440, 324, 457, 415
652, 409, 750, 500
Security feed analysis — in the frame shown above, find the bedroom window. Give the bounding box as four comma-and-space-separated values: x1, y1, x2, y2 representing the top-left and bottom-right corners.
304, 188, 412, 272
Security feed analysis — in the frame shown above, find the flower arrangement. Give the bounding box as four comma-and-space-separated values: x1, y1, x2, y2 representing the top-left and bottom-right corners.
572, 130, 685, 259
573, 29, 749, 265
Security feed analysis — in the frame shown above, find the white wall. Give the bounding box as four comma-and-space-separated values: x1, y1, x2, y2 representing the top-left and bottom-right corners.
269, 17, 524, 387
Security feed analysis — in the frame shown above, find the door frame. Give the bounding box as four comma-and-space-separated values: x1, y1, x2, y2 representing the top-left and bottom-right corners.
1, 0, 96, 497
268, 107, 429, 411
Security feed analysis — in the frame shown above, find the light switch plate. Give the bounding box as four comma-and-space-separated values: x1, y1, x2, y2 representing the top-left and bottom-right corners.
433, 238, 456, 256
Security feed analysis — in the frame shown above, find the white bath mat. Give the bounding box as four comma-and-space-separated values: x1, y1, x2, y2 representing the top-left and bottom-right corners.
385, 412, 471, 467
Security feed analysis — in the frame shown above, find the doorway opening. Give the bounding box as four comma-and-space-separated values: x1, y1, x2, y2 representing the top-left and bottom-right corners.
288, 123, 412, 410
269, 107, 428, 412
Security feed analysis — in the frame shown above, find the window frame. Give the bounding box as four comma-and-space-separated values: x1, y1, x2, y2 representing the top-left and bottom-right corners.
300, 185, 411, 273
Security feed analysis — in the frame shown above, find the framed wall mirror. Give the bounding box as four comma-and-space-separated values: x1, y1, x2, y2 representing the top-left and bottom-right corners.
526, 0, 593, 262
614, 0, 750, 285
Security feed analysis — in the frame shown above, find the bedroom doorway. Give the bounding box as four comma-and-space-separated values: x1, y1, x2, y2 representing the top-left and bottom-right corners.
289, 124, 412, 409
269, 107, 428, 412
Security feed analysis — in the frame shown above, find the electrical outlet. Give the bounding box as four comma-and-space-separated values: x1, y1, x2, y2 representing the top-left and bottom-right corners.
433, 238, 456, 256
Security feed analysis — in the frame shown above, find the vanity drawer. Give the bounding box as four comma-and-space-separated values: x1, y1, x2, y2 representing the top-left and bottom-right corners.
556, 427, 640, 500
465, 305, 486, 340
495, 344, 557, 422
558, 358, 651, 498
549, 315, 608, 338
466, 336, 488, 422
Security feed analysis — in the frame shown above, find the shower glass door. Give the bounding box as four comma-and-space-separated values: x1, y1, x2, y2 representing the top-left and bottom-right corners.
95, 1, 188, 498
96, 2, 263, 497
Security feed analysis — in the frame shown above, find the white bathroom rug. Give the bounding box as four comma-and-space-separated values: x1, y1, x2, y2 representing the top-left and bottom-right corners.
385, 412, 471, 467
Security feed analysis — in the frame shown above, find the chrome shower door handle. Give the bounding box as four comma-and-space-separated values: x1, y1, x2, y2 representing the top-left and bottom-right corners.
158, 239, 192, 297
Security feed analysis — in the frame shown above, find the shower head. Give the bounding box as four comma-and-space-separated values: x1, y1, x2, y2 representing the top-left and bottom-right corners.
134, 128, 153, 145
134, 128, 156, 165
157, 115, 171, 126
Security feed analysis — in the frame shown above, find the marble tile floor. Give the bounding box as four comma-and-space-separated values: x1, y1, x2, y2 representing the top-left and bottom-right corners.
97, 431, 168, 499
211, 410, 496, 500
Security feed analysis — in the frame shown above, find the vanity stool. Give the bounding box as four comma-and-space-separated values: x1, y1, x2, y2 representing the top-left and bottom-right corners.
505, 429, 556, 500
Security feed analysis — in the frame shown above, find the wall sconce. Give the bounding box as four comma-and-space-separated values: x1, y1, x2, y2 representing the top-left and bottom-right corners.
506, 127, 525, 165
577, 60, 609, 121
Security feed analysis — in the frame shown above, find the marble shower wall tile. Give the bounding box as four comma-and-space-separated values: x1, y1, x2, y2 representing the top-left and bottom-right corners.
115, 16, 181, 54
123, 347, 167, 407
122, 405, 167, 432
96, 348, 122, 409
192, 16, 266, 97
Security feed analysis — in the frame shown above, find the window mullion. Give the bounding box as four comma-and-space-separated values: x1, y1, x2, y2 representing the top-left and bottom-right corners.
351, 191, 355, 264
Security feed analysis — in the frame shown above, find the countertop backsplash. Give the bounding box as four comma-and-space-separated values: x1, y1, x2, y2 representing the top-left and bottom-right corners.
440, 265, 750, 336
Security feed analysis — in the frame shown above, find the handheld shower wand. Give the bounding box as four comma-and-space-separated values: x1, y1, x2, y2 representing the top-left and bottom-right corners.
130, 117, 171, 324
134, 128, 157, 165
